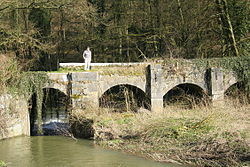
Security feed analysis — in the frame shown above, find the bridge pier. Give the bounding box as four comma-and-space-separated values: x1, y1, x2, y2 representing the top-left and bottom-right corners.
151, 98, 164, 112
208, 68, 225, 106
150, 64, 164, 112
70, 72, 99, 109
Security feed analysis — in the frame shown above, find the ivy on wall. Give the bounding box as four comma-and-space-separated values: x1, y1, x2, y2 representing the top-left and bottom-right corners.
10, 72, 49, 98
9, 72, 50, 135
209, 56, 249, 94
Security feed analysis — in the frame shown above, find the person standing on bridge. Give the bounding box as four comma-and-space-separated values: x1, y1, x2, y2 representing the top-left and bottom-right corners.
83, 47, 92, 71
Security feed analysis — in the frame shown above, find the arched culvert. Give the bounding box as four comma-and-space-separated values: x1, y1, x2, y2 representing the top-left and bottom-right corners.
225, 82, 249, 104
163, 83, 209, 109
99, 84, 150, 112
29, 88, 71, 136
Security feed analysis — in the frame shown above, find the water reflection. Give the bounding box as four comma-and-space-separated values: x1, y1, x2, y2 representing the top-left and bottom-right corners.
0, 136, 184, 167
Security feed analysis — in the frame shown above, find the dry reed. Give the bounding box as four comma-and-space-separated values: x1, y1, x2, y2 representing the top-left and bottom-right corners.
70, 99, 250, 167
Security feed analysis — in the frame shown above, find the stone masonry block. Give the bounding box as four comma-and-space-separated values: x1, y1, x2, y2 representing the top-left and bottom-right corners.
72, 72, 98, 81
48, 73, 69, 82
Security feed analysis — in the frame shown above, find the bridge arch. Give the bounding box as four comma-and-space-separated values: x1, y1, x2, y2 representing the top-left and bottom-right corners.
99, 81, 145, 98
99, 84, 150, 112
224, 80, 238, 94
43, 84, 68, 96
163, 83, 209, 108
161, 81, 207, 98
224, 81, 249, 104
29, 87, 70, 136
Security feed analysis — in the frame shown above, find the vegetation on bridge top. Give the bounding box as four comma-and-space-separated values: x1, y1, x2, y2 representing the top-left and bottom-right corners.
50, 64, 147, 77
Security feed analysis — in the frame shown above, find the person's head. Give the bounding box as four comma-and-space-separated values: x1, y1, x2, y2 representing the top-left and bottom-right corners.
87, 47, 90, 51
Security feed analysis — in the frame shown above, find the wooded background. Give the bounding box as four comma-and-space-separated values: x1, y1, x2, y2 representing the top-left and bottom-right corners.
0, 0, 249, 70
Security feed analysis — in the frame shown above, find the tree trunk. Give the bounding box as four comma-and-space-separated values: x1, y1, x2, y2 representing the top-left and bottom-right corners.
216, 0, 239, 57
177, 0, 184, 25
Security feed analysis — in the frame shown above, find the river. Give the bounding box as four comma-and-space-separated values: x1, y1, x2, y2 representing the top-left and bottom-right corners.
0, 136, 184, 167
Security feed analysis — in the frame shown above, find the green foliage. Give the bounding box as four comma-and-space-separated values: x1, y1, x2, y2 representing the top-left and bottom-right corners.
0, 56, 49, 136
141, 116, 215, 144
4, 70, 49, 135
0, 161, 6, 167
209, 56, 250, 93
0, 55, 49, 98
89, 0, 249, 60
12, 72, 49, 135
227, 0, 250, 40
1, 0, 249, 66
0, 29, 52, 68
29, 8, 51, 37
10, 72, 49, 99
0, 0, 96, 70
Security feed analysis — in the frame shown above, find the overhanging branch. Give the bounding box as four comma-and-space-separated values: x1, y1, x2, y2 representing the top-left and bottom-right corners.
0, 6, 9, 12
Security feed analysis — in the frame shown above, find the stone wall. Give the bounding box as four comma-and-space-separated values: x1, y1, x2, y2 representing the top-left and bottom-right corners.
47, 70, 147, 109
71, 72, 99, 109
0, 95, 30, 140
47, 64, 238, 112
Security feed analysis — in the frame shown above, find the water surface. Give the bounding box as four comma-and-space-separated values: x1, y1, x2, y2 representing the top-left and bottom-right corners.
0, 136, 184, 167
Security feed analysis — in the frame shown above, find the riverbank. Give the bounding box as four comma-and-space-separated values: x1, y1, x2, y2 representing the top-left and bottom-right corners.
70, 102, 250, 167
0, 136, 182, 167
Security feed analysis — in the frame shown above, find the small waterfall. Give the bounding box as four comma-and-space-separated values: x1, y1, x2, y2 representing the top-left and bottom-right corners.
30, 88, 70, 136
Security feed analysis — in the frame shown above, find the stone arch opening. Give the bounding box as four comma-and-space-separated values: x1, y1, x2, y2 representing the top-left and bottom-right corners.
224, 82, 249, 104
163, 83, 209, 108
99, 84, 150, 112
29, 88, 71, 136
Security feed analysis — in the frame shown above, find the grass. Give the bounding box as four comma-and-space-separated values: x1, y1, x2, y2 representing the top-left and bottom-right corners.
48, 65, 147, 76
97, 65, 146, 76
47, 66, 87, 73
70, 101, 250, 167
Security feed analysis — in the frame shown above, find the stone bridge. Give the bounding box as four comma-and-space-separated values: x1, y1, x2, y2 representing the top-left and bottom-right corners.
45, 63, 238, 111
